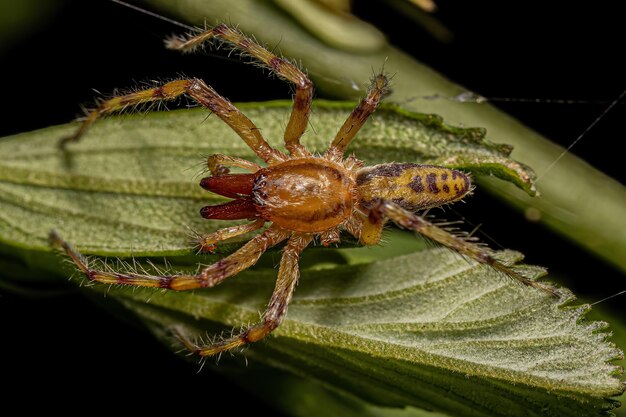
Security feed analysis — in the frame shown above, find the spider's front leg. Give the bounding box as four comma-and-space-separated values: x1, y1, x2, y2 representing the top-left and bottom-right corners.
62, 78, 284, 164
325, 73, 390, 161
166, 24, 313, 158
50, 227, 289, 291
60, 79, 193, 147
359, 201, 560, 297
177, 234, 313, 356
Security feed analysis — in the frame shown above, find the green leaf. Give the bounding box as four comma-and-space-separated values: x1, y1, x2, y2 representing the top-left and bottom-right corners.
588, 308, 626, 417
117, 246, 622, 416
0, 103, 623, 416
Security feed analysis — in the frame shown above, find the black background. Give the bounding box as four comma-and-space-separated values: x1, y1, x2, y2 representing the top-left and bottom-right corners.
1, 1, 624, 413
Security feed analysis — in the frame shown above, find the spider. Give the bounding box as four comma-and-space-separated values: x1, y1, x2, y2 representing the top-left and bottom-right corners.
51, 23, 557, 357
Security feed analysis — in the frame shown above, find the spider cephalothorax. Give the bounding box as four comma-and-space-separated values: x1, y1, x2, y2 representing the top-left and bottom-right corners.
202, 158, 358, 234
52, 23, 556, 357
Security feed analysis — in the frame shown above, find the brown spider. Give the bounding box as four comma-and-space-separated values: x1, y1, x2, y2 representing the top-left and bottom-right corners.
51, 23, 556, 357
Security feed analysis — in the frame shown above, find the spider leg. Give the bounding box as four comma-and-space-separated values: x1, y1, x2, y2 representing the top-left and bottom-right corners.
325, 74, 389, 160
166, 24, 313, 158
319, 228, 341, 246
62, 78, 284, 164
196, 219, 266, 253
178, 233, 313, 356
50, 226, 289, 291
362, 201, 559, 297
343, 215, 364, 242
206, 154, 261, 175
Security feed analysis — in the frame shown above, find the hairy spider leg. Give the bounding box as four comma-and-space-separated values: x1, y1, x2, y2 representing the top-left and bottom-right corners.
363, 201, 559, 297
343, 216, 364, 241
195, 219, 266, 254
165, 24, 313, 158
62, 78, 284, 164
319, 228, 341, 246
326, 74, 390, 161
50, 227, 289, 291
178, 234, 313, 356
206, 154, 261, 175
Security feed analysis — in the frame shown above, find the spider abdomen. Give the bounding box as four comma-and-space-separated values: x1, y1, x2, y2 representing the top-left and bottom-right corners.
357, 163, 472, 211
253, 158, 355, 232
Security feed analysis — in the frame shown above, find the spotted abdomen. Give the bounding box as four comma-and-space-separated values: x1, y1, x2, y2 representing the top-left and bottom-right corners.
356, 163, 472, 211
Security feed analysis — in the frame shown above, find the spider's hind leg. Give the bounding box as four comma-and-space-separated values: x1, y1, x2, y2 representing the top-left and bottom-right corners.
360, 201, 560, 297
